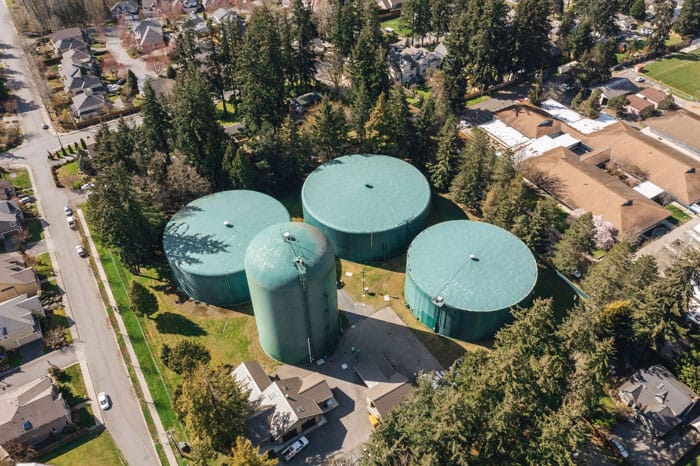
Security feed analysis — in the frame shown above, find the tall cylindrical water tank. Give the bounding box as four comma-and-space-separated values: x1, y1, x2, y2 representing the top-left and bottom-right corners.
244, 222, 339, 364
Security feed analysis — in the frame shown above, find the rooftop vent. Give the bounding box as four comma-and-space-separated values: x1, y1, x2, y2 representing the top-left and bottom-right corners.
224, 221, 233, 228
283, 231, 295, 241
469, 254, 478, 261
365, 183, 374, 189
431, 296, 445, 307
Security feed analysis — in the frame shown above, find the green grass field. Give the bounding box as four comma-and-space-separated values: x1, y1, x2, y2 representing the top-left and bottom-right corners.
380, 17, 411, 37
643, 50, 700, 100
36, 430, 126, 466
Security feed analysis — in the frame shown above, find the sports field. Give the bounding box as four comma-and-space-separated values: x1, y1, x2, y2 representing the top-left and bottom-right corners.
643, 49, 700, 100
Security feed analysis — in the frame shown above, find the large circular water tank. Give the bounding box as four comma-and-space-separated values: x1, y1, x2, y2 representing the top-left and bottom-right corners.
245, 222, 339, 365
302, 154, 431, 263
163, 191, 290, 307
404, 220, 538, 341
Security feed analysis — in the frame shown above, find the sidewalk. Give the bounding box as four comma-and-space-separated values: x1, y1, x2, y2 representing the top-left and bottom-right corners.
76, 208, 178, 466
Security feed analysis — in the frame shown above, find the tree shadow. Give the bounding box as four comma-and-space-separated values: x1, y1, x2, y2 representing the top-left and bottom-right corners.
429, 193, 468, 225
162, 205, 230, 267
154, 312, 206, 336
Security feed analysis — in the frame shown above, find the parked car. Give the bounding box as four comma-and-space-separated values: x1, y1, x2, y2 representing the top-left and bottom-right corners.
98, 392, 111, 410
64, 206, 73, 216
635, 76, 645, 82
66, 216, 76, 228
281, 436, 309, 461
42, 123, 49, 130
76, 245, 87, 257
610, 438, 630, 459
19, 196, 33, 204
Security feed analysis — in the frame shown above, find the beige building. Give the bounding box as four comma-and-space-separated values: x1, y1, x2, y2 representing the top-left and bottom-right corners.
355, 354, 414, 425
0, 253, 39, 303
0, 378, 72, 450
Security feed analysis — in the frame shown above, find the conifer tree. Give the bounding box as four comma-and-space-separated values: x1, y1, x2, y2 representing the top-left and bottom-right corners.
430, 116, 460, 192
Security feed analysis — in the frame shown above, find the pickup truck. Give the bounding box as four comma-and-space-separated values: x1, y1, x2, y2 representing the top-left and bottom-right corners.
281, 436, 309, 462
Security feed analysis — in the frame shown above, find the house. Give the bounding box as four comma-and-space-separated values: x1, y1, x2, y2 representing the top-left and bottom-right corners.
211, 7, 242, 25
142, 0, 158, 16
0, 201, 22, 239
203, 0, 234, 10
376, 0, 402, 10
522, 147, 670, 239
0, 295, 45, 352
187, 13, 208, 34
110, 0, 139, 20
388, 46, 444, 84
0, 378, 72, 450
355, 354, 414, 424
174, 0, 201, 13
132, 20, 165, 52
0, 253, 40, 302
232, 361, 338, 446
0, 181, 15, 201
618, 365, 700, 439
597, 77, 639, 105
71, 91, 106, 118
638, 87, 669, 109
626, 93, 655, 116
50, 28, 87, 55
615, 13, 635, 31
64, 75, 104, 96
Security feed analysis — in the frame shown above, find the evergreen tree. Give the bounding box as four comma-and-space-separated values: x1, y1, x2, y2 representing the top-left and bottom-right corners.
229, 437, 277, 466
467, 0, 512, 89
162, 340, 211, 374
572, 40, 616, 86
522, 197, 559, 253
483, 178, 527, 232
430, 116, 461, 192
401, 0, 431, 45
171, 70, 227, 187
306, 96, 347, 162
629, 0, 646, 20
225, 145, 257, 190
350, 2, 388, 102
238, 6, 287, 131
450, 129, 495, 211
166, 65, 176, 79
579, 0, 619, 39
350, 82, 373, 146
126, 69, 138, 97
290, 0, 317, 92
513, 0, 552, 73
172, 23, 200, 70
329, 0, 361, 57
675, 0, 700, 37
364, 85, 412, 158
140, 83, 172, 156
174, 365, 251, 453
552, 212, 595, 276
129, 281, 159, 317
579, 89, 603, 118
430, 0, 452, 38
647, 0, 674, 54
607, 95, 630, 117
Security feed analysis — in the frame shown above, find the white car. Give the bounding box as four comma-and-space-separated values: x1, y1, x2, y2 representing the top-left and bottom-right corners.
635, 76, 645, 82
64, 206, 73, 216
76, 245, 87, 257
281, 436, 309, 461
66, 216, 76, 228
610, 438, 629, 459
98, 392, 111, 410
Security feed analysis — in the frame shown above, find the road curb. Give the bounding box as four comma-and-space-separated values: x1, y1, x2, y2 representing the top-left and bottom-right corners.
76, 208, 178, 466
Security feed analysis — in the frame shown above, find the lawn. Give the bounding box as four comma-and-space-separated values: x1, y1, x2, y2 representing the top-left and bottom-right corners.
3, 168, 31, 191
56, 363, 89, 406
215, 101, 238, 123
34, 251, 55, 280
36, 430, 126, 466
58, 161, 84, 189
380, 17, 412, 37
643, 49, 700, 100
465, 95, 491, 107
92, 231, 275, 438
665, 204, 692, 225
26, 218, 44, 242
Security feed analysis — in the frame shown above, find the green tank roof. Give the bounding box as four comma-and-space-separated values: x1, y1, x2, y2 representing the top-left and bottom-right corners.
406, 220, 538, 312
244, 222, 335, 289
163, 191, 290, 278
302, 154, 431, 234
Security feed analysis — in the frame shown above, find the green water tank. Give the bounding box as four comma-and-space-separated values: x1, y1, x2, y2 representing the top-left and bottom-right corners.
244, 222, 339, 364
302, 154, 431, 263
404, 220, 538, 341
163, 191, 290, 307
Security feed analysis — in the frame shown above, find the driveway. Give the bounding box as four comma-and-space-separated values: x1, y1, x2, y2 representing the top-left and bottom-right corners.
0, 1, 159, 464
105, 32, 156, 81
0, 346, 77, 390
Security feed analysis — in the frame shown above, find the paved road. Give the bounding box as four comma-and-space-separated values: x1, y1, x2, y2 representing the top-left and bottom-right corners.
105, 33, 156, 82
0, 2, 159, 465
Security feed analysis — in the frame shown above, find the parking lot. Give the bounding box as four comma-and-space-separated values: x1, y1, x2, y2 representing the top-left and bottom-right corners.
274, 293, 443, 464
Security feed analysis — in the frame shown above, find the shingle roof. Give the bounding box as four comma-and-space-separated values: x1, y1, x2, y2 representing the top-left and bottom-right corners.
0, 253, 37, 288
50, 28, 83, 43
627, 93, 654, 112
639, 87, 669, 104
648, 110, 700, 155
523, 147, 670, 236
355, 354, 413, 418
0, 295, 41, 343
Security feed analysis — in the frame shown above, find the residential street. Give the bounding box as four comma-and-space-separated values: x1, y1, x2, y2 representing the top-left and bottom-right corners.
0, 1, 160, 465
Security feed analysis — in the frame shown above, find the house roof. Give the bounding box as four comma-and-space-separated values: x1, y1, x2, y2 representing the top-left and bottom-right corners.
627, 93, 655, 112
648, 111, 700, 155
63, 48, 92, 65
618, 365, 700, 438
54, 37, 88, 53
0, 253, 37, 288
139, 26, 164, 48
355, 354, 413, 418
639, 87, 669, 104
523, 147, 670, 237
0, 295, 41, 343
585, 123, 700, 205
72, 93, 105, 112
0, 378, 70, 445
0, 200, 21, 224
50, 28, 83, 43
231, 361, 272, 401
110, 0, 138, 14
133, 20, 162, 38
67, 75, 103, 92
598, 77, 639, 99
